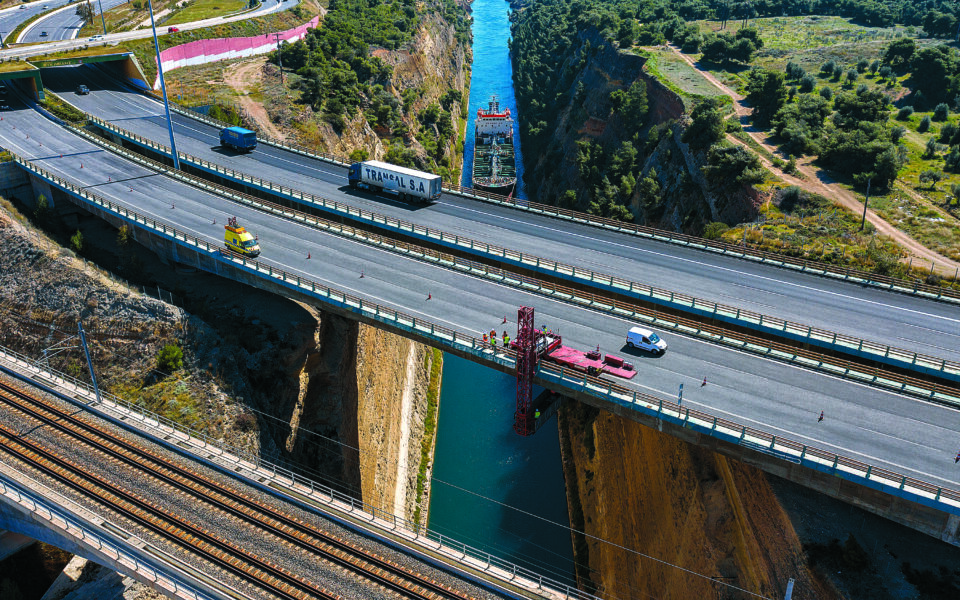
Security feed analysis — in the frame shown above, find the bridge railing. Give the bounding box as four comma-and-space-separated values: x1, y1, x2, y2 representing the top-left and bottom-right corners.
80, 115, 960, 384
0, 344, 593, 600
0, 470, 214, 600
113, 102, 960, 305
11, 152, 960, 525
57, 128, 960, 401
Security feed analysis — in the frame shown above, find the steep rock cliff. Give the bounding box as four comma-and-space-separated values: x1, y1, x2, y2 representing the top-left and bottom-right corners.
268, 311, 437, 521
559, 403, 837, 600
515, 25, 756, 230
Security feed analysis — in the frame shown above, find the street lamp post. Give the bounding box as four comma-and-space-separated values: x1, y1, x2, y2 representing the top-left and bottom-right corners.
147, 0, 180, 170
97, 0, 107, 34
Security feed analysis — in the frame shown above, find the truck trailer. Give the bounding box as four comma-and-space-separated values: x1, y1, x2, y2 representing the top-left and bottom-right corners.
347, 160, 442, 203
220, 126, 257, 152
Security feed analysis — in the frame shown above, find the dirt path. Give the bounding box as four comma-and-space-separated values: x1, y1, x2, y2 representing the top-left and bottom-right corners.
224, 58, 287, 143
668, 45, 960, 274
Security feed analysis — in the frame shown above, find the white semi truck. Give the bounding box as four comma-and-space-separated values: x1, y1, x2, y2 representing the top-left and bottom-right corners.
347, 160, 442, 203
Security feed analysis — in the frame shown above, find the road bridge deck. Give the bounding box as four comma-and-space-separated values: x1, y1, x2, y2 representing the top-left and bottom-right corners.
44, 64, 960, 366
1, 96, 958, 523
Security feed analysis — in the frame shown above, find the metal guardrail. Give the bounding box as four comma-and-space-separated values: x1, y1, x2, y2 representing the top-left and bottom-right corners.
162, 99, 960, 305
10, 151, 960, 523
83, 114, 960, 384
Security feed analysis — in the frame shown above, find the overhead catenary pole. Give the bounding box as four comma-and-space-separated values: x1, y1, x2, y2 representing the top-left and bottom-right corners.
147, 0, 180, 170
77, 321, 101, 405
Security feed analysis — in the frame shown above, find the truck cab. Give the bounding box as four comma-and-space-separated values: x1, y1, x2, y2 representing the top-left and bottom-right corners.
224, 216, 260, 257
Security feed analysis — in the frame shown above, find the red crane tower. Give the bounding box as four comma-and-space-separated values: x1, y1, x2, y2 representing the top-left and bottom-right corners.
513, 306, 537, 435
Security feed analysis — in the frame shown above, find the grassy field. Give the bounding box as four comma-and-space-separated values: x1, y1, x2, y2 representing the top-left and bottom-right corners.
0, 61, 35, 72
638, 46, 730, 104
167, 0, 251, 26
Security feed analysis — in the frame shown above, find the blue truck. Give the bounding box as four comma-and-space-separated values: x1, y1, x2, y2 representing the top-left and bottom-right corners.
219, 126, 257, 152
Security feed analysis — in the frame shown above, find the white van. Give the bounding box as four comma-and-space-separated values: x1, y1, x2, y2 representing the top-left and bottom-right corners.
626, 326, 667, 355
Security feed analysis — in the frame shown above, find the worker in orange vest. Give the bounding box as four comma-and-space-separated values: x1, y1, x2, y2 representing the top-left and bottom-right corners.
482, 332, 488, 344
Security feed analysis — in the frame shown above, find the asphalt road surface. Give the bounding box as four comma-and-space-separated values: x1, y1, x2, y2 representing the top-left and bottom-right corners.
19, 0, 128, 43
0, 0, 72, 44
1, 98, 958, 493
0, 0, 298, 52
44, 64, 960, 365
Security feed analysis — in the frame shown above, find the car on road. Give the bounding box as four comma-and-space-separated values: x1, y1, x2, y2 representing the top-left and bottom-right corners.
19, 4, 25, 8
167, 26, 179, 33
39, 31, 47, 37
76, 84, 89, 95
625, 326, 668, 355
89, 34, 104, 41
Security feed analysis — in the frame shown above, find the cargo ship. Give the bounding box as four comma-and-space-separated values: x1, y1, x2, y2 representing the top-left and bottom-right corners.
472, 97, 517, 196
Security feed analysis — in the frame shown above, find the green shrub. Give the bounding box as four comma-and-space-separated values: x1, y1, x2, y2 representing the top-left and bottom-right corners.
157, 344, 184, 372
702, 222, 729, 239
896, 106, 914, 120
918, 115, 932, 132
70, 229, 83, 253
934, 103, 950, 121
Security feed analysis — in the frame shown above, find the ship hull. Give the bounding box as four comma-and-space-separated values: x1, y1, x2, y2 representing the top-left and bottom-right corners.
473, 178, 516, 196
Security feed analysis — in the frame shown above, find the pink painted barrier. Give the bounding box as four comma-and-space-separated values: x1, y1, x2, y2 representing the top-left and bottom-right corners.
153, 16, 319, 88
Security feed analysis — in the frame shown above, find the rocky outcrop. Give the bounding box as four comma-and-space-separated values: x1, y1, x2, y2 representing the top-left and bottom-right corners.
559, 403, 837, 600
517, 25, 756, 231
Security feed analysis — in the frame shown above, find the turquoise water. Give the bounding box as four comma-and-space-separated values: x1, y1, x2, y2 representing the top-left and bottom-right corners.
428, 354, 575, 584
460, 0, 527, 199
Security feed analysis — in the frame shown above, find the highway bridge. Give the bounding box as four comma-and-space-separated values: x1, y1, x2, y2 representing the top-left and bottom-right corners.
41, 64, 960, 372
0, 60, 958, 588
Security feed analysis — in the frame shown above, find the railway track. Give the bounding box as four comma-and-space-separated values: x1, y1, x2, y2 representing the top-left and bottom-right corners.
0, 378, 478, 600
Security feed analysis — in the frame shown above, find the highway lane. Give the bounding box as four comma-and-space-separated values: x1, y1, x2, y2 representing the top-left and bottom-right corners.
1, 100, 959, 492
45, 64, 960, 364
0, 0, 71, 43
19, 0, 128, 43
0, 0, 298, 55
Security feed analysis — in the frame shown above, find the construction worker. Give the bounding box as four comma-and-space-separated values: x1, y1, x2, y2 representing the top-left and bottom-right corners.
502, 331, 509, 345
818, 411, 824, 423
534, 409, 540, 419
482, 332, 488, 344
491, 337, 497, 348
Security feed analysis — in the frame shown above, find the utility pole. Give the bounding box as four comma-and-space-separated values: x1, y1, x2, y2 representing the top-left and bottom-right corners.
273, 33, 284, 84
860, 177, 871, 231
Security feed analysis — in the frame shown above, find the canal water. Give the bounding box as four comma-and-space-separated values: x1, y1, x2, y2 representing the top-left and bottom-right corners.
459, 0, 527, 199
430, 0, 571, 584
428, 354, 575, 585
